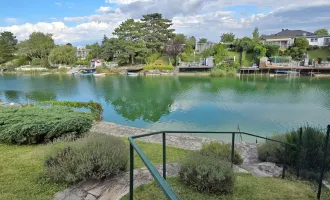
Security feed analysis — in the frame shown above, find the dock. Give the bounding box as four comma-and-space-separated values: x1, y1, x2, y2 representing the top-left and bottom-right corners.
240, 65, 330, 76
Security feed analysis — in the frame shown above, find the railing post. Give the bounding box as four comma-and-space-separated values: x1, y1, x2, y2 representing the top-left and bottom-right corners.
282, 144, 287, 179
129, 143, 134, 200
163, 132, 166, 180
317, 125, 330, 199
296, 127, 303, 179
231, 133, 235, 167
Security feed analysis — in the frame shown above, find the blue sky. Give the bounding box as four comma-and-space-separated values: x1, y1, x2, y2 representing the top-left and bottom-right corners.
0, 0, 329, 45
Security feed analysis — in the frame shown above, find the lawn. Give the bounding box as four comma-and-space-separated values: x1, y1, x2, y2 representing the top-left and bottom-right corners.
227, 51, 254, 67
308, 48, 330, 59
121, 174, 320, 200
0, 138, 189, 200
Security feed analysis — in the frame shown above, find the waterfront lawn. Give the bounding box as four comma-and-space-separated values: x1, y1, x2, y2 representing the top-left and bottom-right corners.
308, 48, 330, 59
0, 139, 189, 200
122, 174, 318, 200
227, 51, 254, 67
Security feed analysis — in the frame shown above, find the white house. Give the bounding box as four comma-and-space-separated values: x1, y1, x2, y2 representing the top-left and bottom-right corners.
304, 35, 330, 47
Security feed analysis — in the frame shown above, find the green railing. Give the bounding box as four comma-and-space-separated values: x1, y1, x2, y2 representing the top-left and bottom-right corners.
128, 130, 302, 200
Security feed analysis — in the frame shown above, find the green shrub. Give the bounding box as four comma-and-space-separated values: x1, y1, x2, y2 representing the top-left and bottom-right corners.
179, 151, 235, 194
0, 107, 93, 144
258, 135, 286, 163
201, 142, 243, 165
327, 57, 330, 62
75, 60, 90, 65
143, 65, 174, 71
210, 68, 227, 77
145, 53, 161, 64
39, 101, 103, 121
210, 62, 238, 77
44, 133, 128, 184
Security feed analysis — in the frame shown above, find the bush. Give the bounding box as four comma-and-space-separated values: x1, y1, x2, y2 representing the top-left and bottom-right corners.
75, 60, 90, 65
210, 62, 238, 77
258, 135, 286, 163
327, 57, 330, 62
201, 142, 243, 165
179, 151, 235, 194
44, 133, 128, 184
0, 106, 93, 144
143, 65, 174, 71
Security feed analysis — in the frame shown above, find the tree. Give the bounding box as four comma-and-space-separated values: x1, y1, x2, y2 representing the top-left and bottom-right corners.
289, 38, 309, 60
0, 31, 17, 47
198, 38, 208, 43
314, 29, 328, 36
234, 37, 253, 66
265, 44, 280, 57
186, 36, 196, 49
252, 27, 259, 42
213, 43, 228, 64
174, 34, 186, 43
18, 32, 55, 60
221, 33, 235, 43
113, 19, 149, 65
86, 42, 101, 59
253, 44, 267, 61
0, 31, 17, 64
164, 38, 185, 65
49, 45, 77, 65
141, 13, 175, 53
101, 37, 120, 61
201, 48, 214, 58
66, 43, 72, 46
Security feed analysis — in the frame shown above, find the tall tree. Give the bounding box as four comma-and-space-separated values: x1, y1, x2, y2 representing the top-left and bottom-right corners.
141, 13, 175, 53
221, 33, 235, 43
0, 31, 17, 64
113, 19, 149, 64
186, 36, 196, 49
213, 43, 228, 64
174, 34, 186, 43
252, 27, 259, 42
86, 42, 101, 59
314, 29, 329, 36
289, 37, 309, 61
0, 31, 17, 47
101, 37, 120, 61
198, 38, 208, 43
49, 45, 77, 65
17, 32, 54, 60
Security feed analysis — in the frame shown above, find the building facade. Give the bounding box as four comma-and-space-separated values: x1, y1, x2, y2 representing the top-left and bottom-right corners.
76, 47, 91, 60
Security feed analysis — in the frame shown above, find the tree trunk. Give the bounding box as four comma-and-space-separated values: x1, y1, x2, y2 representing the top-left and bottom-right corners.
131, 54, 134, 65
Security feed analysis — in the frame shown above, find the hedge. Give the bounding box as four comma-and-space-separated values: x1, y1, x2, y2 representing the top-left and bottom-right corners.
0, 106, 93, 144
201, 142, 243, 165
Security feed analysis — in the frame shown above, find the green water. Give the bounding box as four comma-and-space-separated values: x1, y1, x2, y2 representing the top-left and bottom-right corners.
1, 74, 330, 140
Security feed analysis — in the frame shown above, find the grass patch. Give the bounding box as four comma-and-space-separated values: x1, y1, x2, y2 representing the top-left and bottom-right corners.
308, 48, 330, 59
0, 136, 189, 200
227, 51, 254, 67
121, 174, 319, 200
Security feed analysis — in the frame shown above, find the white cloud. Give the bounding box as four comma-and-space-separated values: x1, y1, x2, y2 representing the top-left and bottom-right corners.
55, 2, 62, 6
4, 18, 18, 24
105, 0, 152, 4
96, 6, 112, 14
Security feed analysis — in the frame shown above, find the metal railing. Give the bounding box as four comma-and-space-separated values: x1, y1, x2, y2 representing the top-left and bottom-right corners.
128, 131, 302, 200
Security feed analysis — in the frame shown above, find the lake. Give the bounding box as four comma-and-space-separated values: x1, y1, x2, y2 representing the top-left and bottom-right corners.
1, 74, 330, 140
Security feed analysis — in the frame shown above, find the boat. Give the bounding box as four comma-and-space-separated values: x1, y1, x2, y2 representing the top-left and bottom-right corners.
127, 72, 138, 76
93, 73, 106, 77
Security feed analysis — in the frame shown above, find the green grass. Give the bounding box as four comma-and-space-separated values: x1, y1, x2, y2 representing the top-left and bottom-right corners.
0, 138, 189, 200
227, 51, 254, 67
308, 49, 330, 59
121, 174, 320, 200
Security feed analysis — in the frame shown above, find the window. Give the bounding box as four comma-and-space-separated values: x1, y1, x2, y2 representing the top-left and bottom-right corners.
311, 38, 318, 42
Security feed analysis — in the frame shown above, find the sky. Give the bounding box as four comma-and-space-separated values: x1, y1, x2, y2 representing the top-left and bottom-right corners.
0, 0, 329, 45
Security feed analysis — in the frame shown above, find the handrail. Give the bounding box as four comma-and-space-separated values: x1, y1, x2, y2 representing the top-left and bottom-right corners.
128, 130, 299, 200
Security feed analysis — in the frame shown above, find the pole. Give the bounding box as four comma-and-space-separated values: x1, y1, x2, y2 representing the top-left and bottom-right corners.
163, 132, 167, 180
317, 125, 330, 199
282, 144, 287, 179
297, 127, 303, 179
231, 133, 235, 167
129, 144, 134, 200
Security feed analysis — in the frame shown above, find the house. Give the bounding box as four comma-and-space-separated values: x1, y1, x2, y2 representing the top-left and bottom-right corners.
260, 29, 314, 49
91, 58, 104, 68
76, 47, 91, 60
304, 35, 330, 47
195, 42, 215, 52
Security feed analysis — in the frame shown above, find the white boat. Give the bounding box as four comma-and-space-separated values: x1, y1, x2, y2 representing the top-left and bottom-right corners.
93, 73, 106, 77
127, 72, 138, 76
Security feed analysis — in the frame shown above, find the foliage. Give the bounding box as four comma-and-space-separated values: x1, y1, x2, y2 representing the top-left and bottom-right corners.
39, 101, 103, 121
101, 36, 120, 61
327, 57, 330, 62
234, 37, 253, 52
288, 38, 309, 61
0, 31, 17, 64
314, 29, 329, 36
271, 56, 291, 63
201, 142, 243, 165
253, 44, 267, 62
44, 133, 128, 184
75, 60, 90, 65
258, 126, 330, 180
201, 48, 215, 58
186, 36, 196, 49
252, 27, 259, 42
174, 34, 186, 43
31, 58, 50, 67
143, 65, 174, 70
183, 44, 194, 54
211, 62, 239, 77
49, 45, 77, 65
198, 38, 208, 43
17, 32, 55, 60
86, 42, 101, 60
0, 106, 93, 145
213, 43, 228, 64
221, 33, 235, 43
179, 151, 235, 194
308, 48, 330, 60
141, 13, 175, 53
1, 31, 18, 47
145, 53, 162, 64
122, 174, 322, 200
164, 39, 185, 63
265, 44, 280, 57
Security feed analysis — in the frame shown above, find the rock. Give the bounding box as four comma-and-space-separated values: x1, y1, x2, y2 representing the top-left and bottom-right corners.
85, 194, 96, 200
